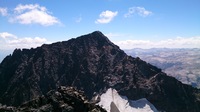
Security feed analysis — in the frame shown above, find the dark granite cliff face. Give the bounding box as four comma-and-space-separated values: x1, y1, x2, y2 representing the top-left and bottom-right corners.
0, 31, 200, 112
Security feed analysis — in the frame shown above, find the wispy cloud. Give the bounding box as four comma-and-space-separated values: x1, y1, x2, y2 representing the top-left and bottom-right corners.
0, 32, 17, 39
0, 32, 49, 50
9, 4, 61, 26
114, 36, 200, 49
124, 7, 152, 18
95, 10, 118, 24
75, 16, 82, 23
0, 7, 7, 16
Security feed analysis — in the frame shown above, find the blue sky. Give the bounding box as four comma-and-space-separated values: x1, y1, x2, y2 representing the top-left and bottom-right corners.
0, 0, 200, 59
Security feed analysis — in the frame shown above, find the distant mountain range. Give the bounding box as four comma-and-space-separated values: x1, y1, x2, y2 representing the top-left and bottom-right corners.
125, 48, 200, 88
0, 31, 200, 112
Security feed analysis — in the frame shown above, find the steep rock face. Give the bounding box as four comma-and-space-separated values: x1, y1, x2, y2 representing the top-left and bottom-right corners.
0, 86, 106, 112
0, 31, 200, 112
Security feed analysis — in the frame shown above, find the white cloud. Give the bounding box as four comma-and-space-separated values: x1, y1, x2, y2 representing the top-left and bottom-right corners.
0, 7, 7, 16
7, 37, 47, 48
0, 32, 17, 39
124, 7, 152, 18
9, 4, 60, 26
0, 32, 48, 50
95, 10, 118, 24
14, 4, 46, 13
114, 36, 200, 49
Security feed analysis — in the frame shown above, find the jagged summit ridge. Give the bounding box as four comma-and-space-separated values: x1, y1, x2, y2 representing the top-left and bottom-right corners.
0, 31, 200, 112
80, 31, 109, 41
67, 30, 117, 49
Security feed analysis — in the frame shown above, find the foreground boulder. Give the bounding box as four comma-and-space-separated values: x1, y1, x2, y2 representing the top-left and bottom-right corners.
0, 86, 106, 112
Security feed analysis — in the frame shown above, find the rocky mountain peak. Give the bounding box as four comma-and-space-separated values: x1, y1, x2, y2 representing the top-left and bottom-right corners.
69, 30, 116, 49
0, 31, 200, 112
85, 31, 109, 42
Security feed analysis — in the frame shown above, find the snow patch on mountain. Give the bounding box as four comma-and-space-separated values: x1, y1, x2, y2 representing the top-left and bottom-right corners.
98, 88, 158, 112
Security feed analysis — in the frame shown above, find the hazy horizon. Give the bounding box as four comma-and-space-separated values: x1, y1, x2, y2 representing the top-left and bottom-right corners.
1, 46, 200, 63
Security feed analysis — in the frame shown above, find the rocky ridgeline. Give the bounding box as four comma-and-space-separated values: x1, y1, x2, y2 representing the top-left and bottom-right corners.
0, 86, 106, 112
0, 31, 200, 112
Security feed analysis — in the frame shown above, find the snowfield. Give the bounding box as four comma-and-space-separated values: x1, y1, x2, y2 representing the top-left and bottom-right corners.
98, 88, 158, 112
